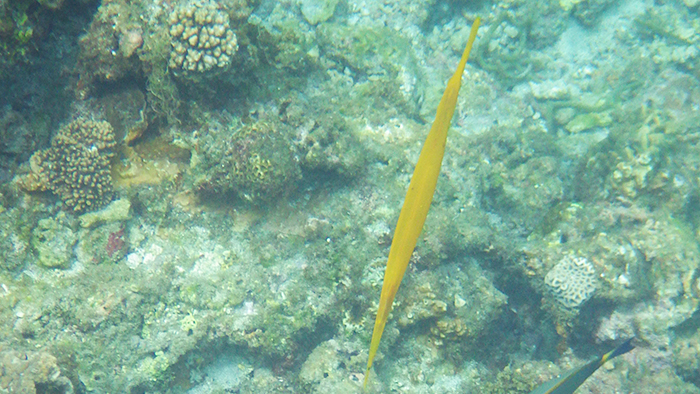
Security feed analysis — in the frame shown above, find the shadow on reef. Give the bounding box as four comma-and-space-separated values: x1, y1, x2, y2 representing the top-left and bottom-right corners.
420, 0, 488, 33
0, 0, 99, 170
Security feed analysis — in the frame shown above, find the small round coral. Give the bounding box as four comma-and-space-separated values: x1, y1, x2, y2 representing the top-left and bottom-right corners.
168, 0, 238, 75
19, 118, 116, 213
544, 255, 597, 309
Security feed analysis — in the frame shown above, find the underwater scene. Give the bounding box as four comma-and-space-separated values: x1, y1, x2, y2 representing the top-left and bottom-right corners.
1, 0, 700, 392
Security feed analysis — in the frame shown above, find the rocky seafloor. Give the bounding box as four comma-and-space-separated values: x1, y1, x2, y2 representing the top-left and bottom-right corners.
0, 0, 699, 393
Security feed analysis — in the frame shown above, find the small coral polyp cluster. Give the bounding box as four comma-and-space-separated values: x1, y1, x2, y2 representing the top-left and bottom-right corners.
544, 255, 597, 309
20, 118, 116, 213
168, 0, 238, 75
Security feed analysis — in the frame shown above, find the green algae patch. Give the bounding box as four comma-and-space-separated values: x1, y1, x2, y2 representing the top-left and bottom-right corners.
565, 112, 612, 133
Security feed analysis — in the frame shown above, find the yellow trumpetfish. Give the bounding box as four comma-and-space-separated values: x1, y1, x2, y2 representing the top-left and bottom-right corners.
363, 17, 481, 390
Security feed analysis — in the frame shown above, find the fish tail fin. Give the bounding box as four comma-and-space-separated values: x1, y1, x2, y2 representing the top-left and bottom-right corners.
602, 337, 636, 363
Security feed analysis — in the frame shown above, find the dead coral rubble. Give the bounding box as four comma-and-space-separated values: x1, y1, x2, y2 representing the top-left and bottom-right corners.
18, 118, 117, 213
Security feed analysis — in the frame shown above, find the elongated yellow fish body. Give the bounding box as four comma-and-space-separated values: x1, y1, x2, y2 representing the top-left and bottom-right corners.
363, 18, 481, 390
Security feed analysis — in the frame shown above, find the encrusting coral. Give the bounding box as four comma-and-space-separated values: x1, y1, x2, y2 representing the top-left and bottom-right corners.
18, 118, 116, 213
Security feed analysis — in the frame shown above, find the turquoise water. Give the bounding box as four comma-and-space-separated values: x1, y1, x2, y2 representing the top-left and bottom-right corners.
0, 0, 699, 392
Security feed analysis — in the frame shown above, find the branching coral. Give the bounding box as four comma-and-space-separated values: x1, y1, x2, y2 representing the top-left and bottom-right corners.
18, 118, 116, 212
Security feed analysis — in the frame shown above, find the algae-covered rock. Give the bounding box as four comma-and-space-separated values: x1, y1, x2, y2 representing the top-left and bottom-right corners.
75, 1, 142, 89
193, 117, 302, 204
31, 214, 77, 269
530, 79, 571, 100
316, 23, 414, 75
565, 112, 612, 133
0, 348, 74, 394
79, 198, 131, 228
426, 262, 508, 347
572, 0, 618, 26
301, 0, 340, 25
673, 328, 700, 387
295, 113, 367, 176
300, 339, 365, 393
75, 222, 128, 265
0, 208, 30, 272
480, 362, 549, 394
101, 88, 148, 144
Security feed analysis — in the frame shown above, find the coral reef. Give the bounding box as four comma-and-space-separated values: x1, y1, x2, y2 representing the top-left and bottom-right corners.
0, 348, 74, 394
544, 255, 597, 309
168, 0, 238, 76
18, 118, 117, 213
609, 152, 653, 199
2, 0, 700, 393
634, 6, 699, 78
75, 1, 144, 91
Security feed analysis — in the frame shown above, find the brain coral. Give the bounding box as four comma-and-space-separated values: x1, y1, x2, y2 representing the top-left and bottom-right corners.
168, 0, 238, 75
19, 118, 116, 213
544, 255, 597, 309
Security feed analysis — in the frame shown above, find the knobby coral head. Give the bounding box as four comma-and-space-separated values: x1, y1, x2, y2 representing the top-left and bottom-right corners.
17, 117, 117, 213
